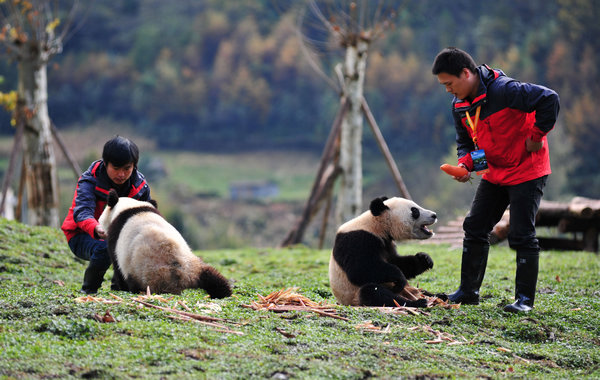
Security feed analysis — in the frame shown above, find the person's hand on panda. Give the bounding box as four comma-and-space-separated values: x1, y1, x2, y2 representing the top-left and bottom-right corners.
94, 224, 107, 239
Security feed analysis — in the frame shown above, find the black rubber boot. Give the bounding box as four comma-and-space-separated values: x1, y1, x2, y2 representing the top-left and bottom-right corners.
81, 264, 108, 294
504, 250, 539, 313
448, 241, 489, 305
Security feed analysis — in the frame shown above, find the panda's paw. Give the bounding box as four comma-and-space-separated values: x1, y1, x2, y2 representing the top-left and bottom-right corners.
419, 289, 449, 302
401, 298, 428, 308
415, 252, 433, 270
435, 293, 449, 302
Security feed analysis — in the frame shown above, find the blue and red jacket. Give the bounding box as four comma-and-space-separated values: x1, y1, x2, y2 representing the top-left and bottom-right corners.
452, 65, 560, 186
61, 160, 151, 241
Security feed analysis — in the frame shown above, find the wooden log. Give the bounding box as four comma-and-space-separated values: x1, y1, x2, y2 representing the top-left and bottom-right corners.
535, 200, 570, 226
535, 215, 564, 227
492, 210, 510, 241
483, 197, 600, 252
538, 237, 584, 251
582, 226, 599, 252
558, 218, 600, 233
568, 197, 600, 218
540, 199, 569, 213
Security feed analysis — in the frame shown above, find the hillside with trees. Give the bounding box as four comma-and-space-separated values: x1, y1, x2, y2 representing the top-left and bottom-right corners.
0, 0, 598, 243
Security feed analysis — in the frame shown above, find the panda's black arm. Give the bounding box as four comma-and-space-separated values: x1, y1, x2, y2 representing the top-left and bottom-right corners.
333, 231, 409, 287
110, 264, 129, 291
387, 251, 434, 280
105, 236, 129, 291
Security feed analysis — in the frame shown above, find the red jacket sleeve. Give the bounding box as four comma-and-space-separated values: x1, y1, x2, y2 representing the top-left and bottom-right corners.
72, 173, 101, 238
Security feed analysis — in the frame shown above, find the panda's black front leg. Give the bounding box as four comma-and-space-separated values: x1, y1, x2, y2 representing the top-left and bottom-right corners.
389, 252, 433, 279
358, 284, 428, 308
419, 288, 449, 302
386, 272, 428, 307
389, 279, 407, 293
390, 253, 448, 301
110, 265, 129, 291
393, 295, 428, 308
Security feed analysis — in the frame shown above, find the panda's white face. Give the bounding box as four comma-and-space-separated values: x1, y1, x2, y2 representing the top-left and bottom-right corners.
384, 197, 437, 240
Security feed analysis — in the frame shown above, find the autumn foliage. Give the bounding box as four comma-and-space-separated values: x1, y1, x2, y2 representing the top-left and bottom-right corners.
0, 1, 597, 197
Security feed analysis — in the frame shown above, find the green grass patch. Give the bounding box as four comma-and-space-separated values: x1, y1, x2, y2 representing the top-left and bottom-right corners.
151, 151, 319, 201
0, 218, 599, 379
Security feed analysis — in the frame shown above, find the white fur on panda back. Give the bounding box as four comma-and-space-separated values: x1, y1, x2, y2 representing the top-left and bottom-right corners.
328, 254, 360, 305
99, 197, 207, 293
115, 212, 201, 286
337, 210, 381, 235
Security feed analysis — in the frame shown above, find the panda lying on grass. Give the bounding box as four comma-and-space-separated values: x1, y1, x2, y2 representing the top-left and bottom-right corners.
329, 196, 441, 307
99, 189, 232, 297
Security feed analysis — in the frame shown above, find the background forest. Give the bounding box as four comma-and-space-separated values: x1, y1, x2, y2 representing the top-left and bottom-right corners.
0, 0, 598, 247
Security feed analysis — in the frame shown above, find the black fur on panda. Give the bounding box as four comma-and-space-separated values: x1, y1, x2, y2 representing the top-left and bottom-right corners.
329, 196, 438, 307
99, 189, 232, 297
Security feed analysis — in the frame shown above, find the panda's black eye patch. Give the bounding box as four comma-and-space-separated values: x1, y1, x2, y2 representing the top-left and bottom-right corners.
411, 207, 420, 219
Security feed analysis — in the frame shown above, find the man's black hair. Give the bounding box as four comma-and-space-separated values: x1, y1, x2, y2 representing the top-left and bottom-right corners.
432, 47, 477, 77
102, 136, 139, 167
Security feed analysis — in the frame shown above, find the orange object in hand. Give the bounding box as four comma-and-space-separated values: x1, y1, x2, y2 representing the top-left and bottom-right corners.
440, 164, 468, 177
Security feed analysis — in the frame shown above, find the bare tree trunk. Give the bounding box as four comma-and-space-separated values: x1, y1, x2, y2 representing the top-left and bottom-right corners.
17, 56, 60, 227
337, 39, 368, 224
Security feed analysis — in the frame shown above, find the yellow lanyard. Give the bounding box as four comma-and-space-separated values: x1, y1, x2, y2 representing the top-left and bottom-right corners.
465, 106, 481, 147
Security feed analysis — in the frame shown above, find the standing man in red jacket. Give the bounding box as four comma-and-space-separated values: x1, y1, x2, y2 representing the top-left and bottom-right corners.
62, 136, 152, 294
432, 47, 560, 313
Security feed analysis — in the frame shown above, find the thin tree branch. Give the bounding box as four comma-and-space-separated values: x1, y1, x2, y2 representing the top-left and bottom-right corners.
61, 0, 94, 45
50, 121, 81, 179
296, 6, 339, 92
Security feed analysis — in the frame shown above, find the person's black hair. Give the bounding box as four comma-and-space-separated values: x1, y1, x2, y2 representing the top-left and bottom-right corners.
102, 136, 139, 167
432, 47, 477, 77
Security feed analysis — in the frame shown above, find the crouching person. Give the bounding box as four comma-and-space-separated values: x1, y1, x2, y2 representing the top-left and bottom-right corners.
61, 136, 152, 294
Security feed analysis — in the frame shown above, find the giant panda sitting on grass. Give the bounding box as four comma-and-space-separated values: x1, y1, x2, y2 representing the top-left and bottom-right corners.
329, 196, 439, 307
99, 189, 232, 297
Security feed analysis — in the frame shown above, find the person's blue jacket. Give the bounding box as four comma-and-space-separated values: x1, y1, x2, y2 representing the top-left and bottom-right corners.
61, 160, 151, 241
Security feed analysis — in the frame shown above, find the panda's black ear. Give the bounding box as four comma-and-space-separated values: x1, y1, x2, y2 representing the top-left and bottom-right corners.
149, 199, 158, 209
107, 189, 119, 208
369, 197, 389, 216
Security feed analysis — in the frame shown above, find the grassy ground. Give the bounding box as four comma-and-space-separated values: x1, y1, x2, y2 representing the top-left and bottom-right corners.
0, 218, 599, 379
152, 150, 320, 201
